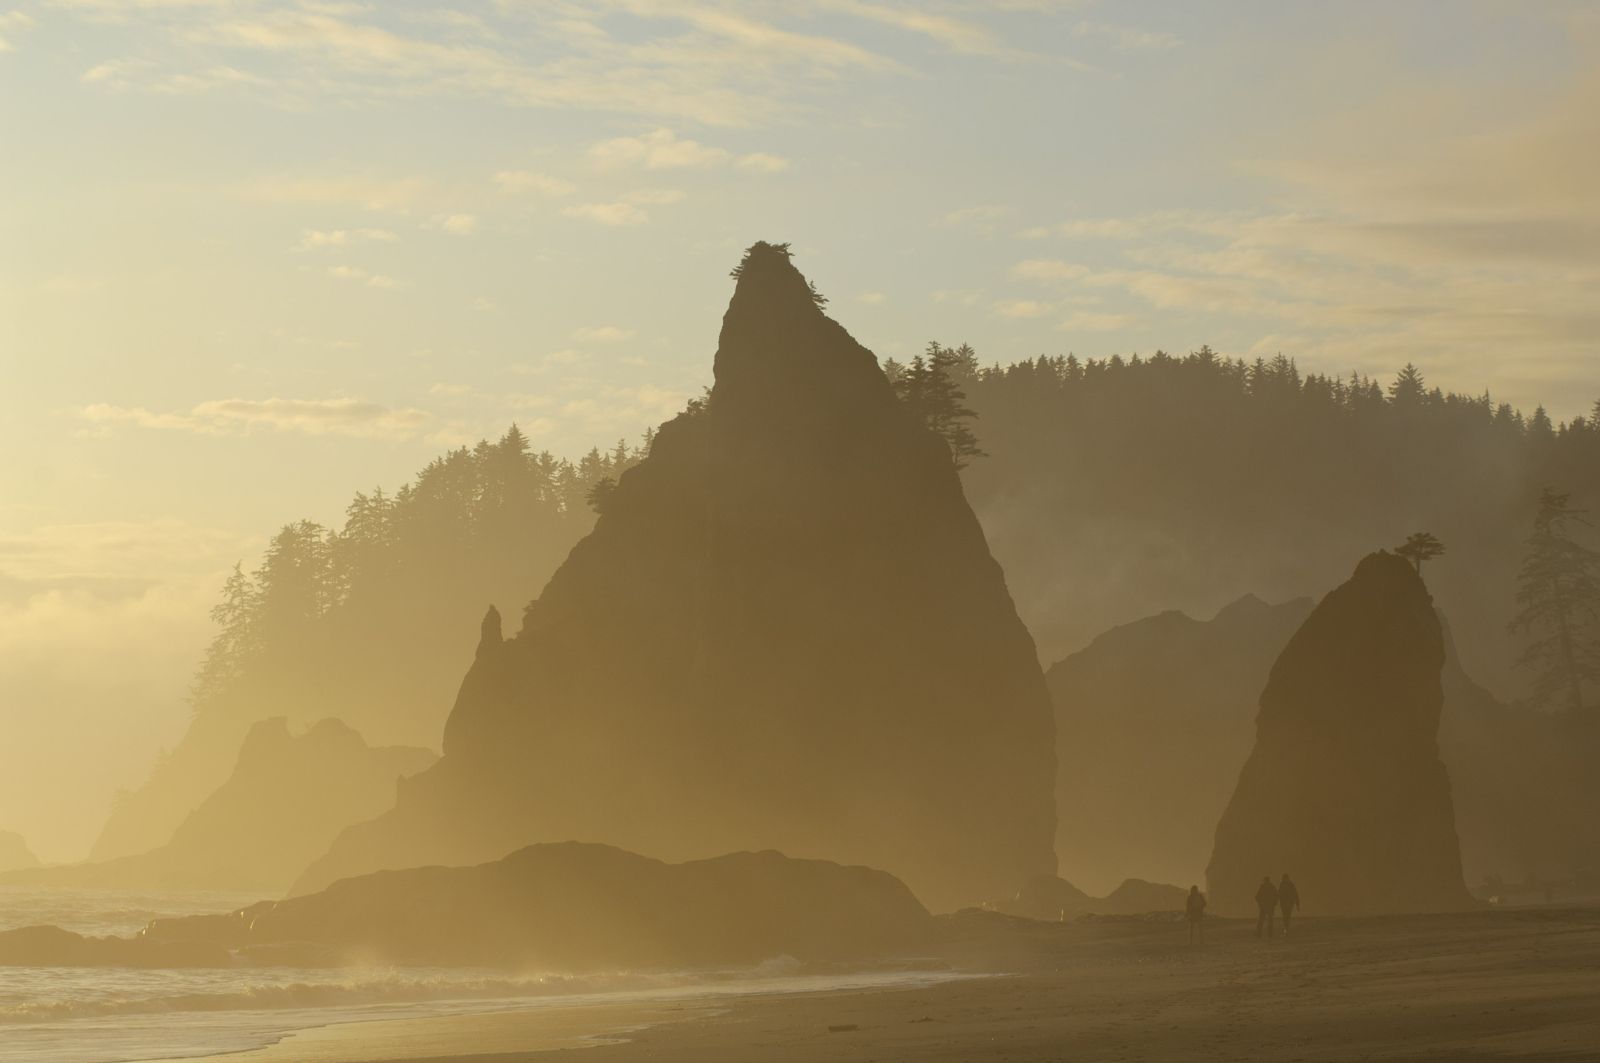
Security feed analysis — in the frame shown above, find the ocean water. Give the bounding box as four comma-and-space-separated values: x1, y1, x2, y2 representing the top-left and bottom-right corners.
0, 885, 964, 1063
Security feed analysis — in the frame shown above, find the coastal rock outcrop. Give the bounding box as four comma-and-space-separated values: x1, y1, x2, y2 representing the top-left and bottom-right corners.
999, 874, 1187, 921
1207, 552, 1474, 916
2, 843, 932, 970
1047, 594, 1312, 894
0, 831, 38, 873
295, 243, 1057, 911
7, 719, 433, 893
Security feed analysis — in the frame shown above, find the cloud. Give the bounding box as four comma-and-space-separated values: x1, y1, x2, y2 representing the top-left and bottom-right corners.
326, 264, 403, 288
295, 227, 397, 250
81, 397, 434, 440
1056, 310, 1134, 332
994, 298, 1051, 318
1073, 20, 1180, 52
56, 1, 988, 125
562, 201, 648, 226
821, 0, 1014, 58
0, 10, 36, 52
81, 58, 268, 94
625, 187, 685, 205
590, 128, 729, 170
589, 130, 790, 177
427, 213, 478, 235
737, 152, 791, 172
572, 324, 635, 342
429, 382, 471, 397
858, 291, 887, 304
493, 170, 576, 196
0, 519, 252, 862
1011, 258, 1091, 282
1020, 216, 1161, 240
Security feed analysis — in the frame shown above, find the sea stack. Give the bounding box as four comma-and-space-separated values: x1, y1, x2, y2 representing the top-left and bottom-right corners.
1048, 594, 1312, 894
1207, 552, 1473, 916
295, 243, 1057, 911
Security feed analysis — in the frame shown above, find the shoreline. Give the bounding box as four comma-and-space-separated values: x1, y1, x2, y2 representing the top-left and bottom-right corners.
358, 907, 1600, 1063
124, 969, 982, 1063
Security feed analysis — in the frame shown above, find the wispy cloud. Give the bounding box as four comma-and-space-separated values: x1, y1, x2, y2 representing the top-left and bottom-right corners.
295, 227, 397, 251
822, 0, 1016, 58
426, 213, 478, 235
736, 152, 791, 172
1011, 258, 1090, 282
66, 3, 914, 125
493, 170, 576, 196
81, 397, 433, 440
572, 324, 635, 342
591, 128, 728, 170
1073, 20, 1180, 53
994, 298, 1051, 318
326, 264, 403, 288
562, 201, 649, 226
0, 10, 36, 52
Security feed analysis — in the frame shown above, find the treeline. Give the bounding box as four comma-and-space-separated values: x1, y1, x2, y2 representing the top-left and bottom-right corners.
942, 345, 1599, 702
95, 425, 647, 859
192, 426, 647, 739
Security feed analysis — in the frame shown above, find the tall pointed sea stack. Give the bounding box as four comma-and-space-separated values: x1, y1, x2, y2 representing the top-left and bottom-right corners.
296, 243, 1057, 910
1207, 552, 1473, 915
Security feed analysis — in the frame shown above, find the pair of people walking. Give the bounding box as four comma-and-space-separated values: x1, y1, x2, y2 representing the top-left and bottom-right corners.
1255, 873, 1299, 938
1183, 874, 1299, 944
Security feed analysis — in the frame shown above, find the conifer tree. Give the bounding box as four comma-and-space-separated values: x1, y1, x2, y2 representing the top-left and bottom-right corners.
1396, 531, 1446, 575
892, 343, 985, 469
1389, 363, 1427, 406
1509, 489, 1600, 714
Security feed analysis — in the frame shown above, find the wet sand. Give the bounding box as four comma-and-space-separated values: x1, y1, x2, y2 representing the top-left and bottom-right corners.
182, 906, 1600, 1063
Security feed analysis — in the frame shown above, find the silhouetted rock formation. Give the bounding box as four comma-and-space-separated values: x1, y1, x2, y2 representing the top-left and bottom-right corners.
999, 874, 1186, 921
0, 924, 228, 968
2, 843, 931, 970
0, 831, 38, 873
295, 243, 1057, 911
7, 719, 433, 893
1047, 594, 1312, 894
1207, 552, 1474, 916
1051, 595, 1576, 894
1437, 617, 1579, 888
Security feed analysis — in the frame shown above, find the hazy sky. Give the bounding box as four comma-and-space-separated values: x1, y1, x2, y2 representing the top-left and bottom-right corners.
3, 0, 1598, 860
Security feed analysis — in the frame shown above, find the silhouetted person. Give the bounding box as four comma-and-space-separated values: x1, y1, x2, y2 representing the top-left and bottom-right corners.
1278, 873, 1299, 934
1185, 885, 1207, 943
1255, 875, 1278, 938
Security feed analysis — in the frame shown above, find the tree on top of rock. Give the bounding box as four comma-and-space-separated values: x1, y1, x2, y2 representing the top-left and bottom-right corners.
1509, 488, 1600, 715
1396, 532, 1446, 575
892, 342, 986, 469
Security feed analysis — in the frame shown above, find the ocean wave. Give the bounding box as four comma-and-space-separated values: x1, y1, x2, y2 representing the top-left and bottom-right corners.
0, 967, 727, 1023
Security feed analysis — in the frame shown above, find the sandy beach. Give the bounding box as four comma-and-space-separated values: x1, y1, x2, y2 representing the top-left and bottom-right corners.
164, 904, 1600, 1063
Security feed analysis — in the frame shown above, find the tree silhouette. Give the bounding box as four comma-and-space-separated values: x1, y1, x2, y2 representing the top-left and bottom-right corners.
1509, 489, 1600, 715
1389, 363, 1427, 407
1396, 532, 1446, 574
891, 342, 985, 469
586, 476, 617, 514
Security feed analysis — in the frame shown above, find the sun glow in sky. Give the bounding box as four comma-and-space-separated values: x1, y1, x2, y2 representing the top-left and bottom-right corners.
3, 0, 1599, 859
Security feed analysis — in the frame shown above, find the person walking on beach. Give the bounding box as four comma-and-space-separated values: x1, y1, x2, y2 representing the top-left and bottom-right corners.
1186, 885, 1207, 944
1255, 875, 1278, 939
1278, 874, 1300, 935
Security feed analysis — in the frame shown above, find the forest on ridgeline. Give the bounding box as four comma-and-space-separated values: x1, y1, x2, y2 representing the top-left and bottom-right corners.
948, 346, 1600, 701
91, 431, 642, 860
95, 340, 1600, 864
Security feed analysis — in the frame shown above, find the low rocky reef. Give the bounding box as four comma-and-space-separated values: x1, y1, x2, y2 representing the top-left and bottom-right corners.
0, 842, 931, 970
